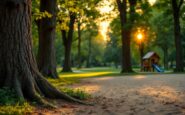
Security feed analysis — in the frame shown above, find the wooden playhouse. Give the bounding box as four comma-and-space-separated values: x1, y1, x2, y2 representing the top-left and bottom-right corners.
142, 51, 160, 72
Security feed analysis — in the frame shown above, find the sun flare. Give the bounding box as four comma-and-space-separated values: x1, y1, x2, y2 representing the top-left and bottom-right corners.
149, 0, 156, 5
98, 0, 156, 41
100, 22, 109, 41
98, 0, 115, 41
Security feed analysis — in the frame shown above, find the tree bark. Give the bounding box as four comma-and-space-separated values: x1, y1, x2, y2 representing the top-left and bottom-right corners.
61, 13, 76, 72
0, 0, 88, 106
171, 0, 184, 72
116, 0, 133, 73
37, 0, 58, 78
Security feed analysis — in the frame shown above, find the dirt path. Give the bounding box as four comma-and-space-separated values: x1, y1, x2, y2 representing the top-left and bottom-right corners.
34, 74, 185, 115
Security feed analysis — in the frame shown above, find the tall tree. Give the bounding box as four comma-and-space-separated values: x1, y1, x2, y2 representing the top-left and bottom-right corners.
59, 0, 100, 72
0, 0, 86, 105
37, 0, 58, 78
116, 0, 133, 73
171, 0, 184, 72
61, 13, 76, 72
76, 7, 100, 68
151, 11, 174, 70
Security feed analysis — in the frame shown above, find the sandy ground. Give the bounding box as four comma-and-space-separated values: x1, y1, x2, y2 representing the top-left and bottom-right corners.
34, 74, 185, 115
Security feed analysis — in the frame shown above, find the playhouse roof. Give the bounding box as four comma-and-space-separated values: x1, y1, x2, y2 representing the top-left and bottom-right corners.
143, 51, 159, 59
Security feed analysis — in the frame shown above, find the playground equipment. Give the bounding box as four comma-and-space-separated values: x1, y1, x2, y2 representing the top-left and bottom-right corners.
152, 64, 164, 72
142, 51, 164, 72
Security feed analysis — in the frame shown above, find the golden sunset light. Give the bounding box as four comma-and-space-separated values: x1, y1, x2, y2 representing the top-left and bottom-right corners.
98, 0, 115, 41
149, 0, 156, 5
1, 0, 184, 114
100, 21, 109, 41
98, 0, 156, 41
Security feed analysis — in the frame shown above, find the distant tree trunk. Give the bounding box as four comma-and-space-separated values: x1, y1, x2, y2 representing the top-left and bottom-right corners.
171, 0, 184, 72
37, 0, 58, 78
77, 22, 82, 68
0, 0, 86, 105
86, 37, 92, 68
116, 0, 133, 73
140, 42, 144, 71
163, 47, 168, 70
61, 13, 76, 72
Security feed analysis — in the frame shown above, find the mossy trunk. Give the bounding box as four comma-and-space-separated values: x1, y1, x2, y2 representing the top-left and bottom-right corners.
0, 0, 87, 105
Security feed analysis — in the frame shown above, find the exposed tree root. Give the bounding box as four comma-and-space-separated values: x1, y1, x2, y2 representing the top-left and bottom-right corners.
7, 70, 93, 107
35, 72, 93, 105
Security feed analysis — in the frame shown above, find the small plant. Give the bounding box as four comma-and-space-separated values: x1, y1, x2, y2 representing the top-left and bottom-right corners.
0, 102, 32, 115
0, 87, 33, 115
0, 87, 19, 105
62, 88, 91, 100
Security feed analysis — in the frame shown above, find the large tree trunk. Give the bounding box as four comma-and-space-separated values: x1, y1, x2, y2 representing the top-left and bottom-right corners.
171, 0, 184, 72
61, 13, 76, 72
37, 0, 58, 78
116, 0, 133, 73
0, 0, 87, 106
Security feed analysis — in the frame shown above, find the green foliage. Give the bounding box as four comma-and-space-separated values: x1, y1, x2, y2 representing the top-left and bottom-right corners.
0, 88, 32, 115
62, 88, 91, 100
34, 11, 52, 20
0, 103, 32, 115
104, 33, 121, 67
55, 33, 64, 65
0, 87, 18, 105
48, 76, 91, 100
48, 77, 78, 87
57, 0, 100, 31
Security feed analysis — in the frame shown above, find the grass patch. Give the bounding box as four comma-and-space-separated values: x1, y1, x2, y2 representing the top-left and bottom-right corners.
0, 103, 32, 115
62, 88, 91, 100
47, 77, 78, 87
48, 78, 91, 100
0, 87, 33, 115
